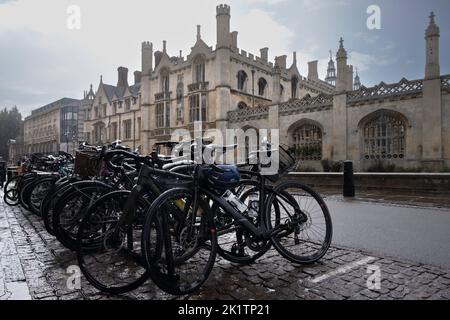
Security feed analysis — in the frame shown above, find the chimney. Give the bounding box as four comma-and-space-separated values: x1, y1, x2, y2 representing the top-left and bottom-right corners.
308, 61, 319, 80
260, 48, 269, 62
134, 71, 142, 84
275, 55, 287, 69
117, 67, 129, 87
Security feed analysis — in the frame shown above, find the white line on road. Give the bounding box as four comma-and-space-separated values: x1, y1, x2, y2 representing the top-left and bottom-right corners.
309, 256, 377, 284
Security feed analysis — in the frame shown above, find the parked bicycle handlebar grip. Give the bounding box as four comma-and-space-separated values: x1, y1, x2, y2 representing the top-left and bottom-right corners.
103, 149, 150, 172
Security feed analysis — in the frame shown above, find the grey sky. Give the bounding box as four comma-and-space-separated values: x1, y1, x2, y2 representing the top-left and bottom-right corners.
0, 0, 449, 116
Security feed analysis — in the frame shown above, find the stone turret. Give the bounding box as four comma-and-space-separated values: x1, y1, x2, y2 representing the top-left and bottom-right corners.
336, 38, 353, 91
142, 41, 153, 76
216, 4, 231, 48
425, 12, 440, 79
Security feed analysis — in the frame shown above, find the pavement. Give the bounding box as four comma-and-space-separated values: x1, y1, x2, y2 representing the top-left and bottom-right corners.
1, 191, 450, 301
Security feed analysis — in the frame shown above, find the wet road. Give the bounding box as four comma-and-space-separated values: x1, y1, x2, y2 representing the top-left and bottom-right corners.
326, 198, 450, 269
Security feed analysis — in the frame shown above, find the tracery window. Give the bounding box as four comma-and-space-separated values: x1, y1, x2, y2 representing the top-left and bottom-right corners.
291, 77, 299, 99
176, 82, 184, 122
189, 93, 207, 123
193, 56, 205, 83
363, 113, 406, 160
156, 102, 170, 128
292, 124, 322, 161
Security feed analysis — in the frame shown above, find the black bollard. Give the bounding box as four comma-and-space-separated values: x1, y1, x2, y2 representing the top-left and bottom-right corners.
343, 161, 355, 198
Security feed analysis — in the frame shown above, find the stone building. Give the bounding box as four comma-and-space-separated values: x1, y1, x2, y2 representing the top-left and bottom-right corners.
227, 12, 450, 171
83, 4, 335, 153
83, 5, 449, 171
23, 98, 81, 155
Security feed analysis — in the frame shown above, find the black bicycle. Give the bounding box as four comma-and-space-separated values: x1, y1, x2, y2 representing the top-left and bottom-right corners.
141, 147, 333, 296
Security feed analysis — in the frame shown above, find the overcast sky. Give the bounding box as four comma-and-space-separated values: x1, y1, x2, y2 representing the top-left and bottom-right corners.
0, 0, 449, 116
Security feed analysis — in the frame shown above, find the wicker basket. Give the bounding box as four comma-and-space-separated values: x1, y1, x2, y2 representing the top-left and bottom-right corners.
74, 151, 103, 178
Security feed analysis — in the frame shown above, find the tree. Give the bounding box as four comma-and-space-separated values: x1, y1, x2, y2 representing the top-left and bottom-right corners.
0, 106, 23, 161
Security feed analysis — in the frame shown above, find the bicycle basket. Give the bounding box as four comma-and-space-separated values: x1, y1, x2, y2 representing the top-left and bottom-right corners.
74, 151, 103, 178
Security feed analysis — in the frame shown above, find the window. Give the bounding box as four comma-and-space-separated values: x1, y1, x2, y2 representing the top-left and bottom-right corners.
161, 69, 170, 93
123, 120, 132, 140
258, 78, 267, 96
177, 82, 184, 122
291, 77, 299, 99
102, 104, 107, 117
292, 124, 323, 161
112, 102, 117, 115
156, 102, 170, 128
362, 112, 406, 160
94, 107, 99, 118
189, 93, 207, 122
237, 71, 248, 91
110, 122, 118, 141
193, 56, 205, 83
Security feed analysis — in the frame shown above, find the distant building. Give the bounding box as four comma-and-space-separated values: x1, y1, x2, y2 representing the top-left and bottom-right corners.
23, 98, 81, 155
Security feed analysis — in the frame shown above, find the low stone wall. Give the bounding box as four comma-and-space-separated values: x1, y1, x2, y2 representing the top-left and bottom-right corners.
288, 172, 450, 193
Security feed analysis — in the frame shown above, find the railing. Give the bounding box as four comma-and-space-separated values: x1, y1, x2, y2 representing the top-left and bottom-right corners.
228, 105, 269, 123
347, 78, 424, 103
279, 93, 333, 115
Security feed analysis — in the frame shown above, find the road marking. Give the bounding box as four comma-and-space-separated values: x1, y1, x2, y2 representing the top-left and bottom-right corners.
309, 256, 377, 284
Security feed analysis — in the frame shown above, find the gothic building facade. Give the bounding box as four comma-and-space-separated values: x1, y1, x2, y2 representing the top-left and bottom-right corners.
83, 5, 450, 171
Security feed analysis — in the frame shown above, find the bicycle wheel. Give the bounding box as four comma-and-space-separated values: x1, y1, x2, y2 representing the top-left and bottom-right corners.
41, 178, 73, 235
77, 190, 151, 294
142, 188, 217, 296
19, 179, 36, 211
265, 181, 332, 264
4, 188, 20, 207
28, 177, 57, 216
53, 182, 113, 251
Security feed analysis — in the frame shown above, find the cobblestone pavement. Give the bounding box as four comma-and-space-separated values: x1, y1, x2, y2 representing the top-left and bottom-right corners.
1, 197, 450, 301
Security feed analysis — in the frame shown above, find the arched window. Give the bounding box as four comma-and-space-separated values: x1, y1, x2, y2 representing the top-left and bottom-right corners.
362, 112, 406, 160
237, 71, 248, 91
176, 82, 184, 122
160, 68, 170, 93
193, 56, 205, 83
258, 78, 267, 96
291, 76, 299, 99
292, 124, 322, 160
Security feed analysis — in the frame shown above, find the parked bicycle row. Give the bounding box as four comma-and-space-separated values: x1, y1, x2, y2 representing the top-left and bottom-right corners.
2, 139, 333, 296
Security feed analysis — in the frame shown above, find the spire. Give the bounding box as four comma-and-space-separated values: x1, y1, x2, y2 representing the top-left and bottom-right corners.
354, 67, 361, 90
163, 40, 167, 53
337, 37, 347, 60
197, 25, 201, 41
293, 51, 297, 66
326, 49, 336, 86
100, 75, 103, 84
426, 11, 439, 38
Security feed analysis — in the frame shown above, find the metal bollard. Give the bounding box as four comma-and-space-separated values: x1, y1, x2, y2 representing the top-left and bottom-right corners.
343, 161, 355, 198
